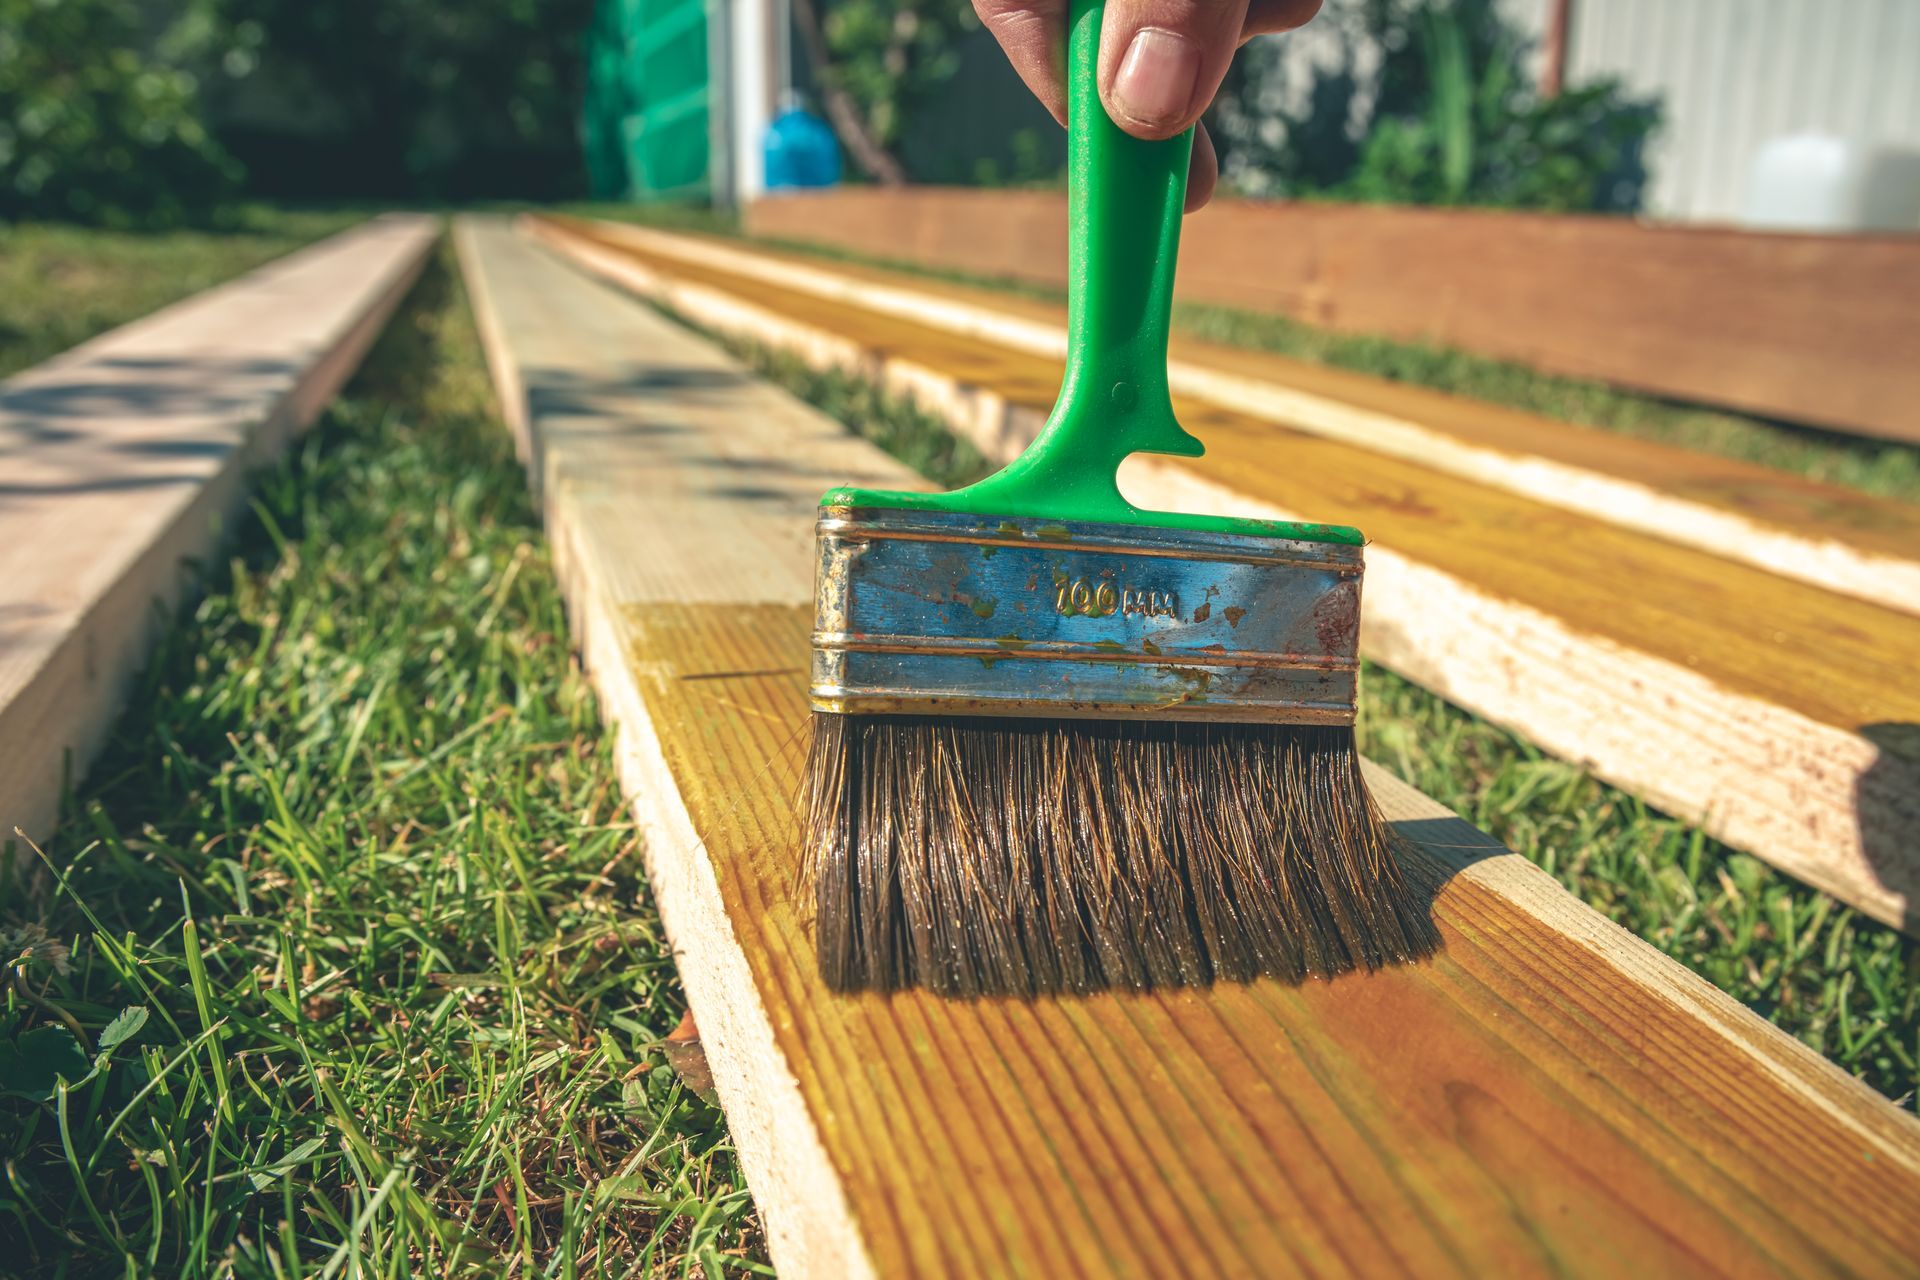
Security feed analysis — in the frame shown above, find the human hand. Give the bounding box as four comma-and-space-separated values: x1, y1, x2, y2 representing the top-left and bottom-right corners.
973, 0, 1322, 210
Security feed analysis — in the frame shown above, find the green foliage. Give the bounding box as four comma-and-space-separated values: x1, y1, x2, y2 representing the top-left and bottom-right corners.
2, 0, 606, 210
793, 0, 979, 180
971, 127, 1068, 189
1210, 0, 1661, 212
0, 1025, 88, 1102
1342, 4, 1660, 209
212, 0, 597, 199
818, 0, 973, 149
0, 251, 763, 1274
0, 0, 238, 226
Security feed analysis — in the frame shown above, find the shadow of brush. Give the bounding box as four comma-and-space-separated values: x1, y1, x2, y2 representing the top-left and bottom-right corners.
1856, 722, 1920, 935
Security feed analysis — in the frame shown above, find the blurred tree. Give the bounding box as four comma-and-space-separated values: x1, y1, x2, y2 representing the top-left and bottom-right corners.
209, 0, 597, 200
0, 0, 239, 226
1207, 0, 1661, 212
791, 0, 977, 183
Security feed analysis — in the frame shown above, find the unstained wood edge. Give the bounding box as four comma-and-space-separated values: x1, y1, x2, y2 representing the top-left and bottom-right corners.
0, 215, 437, 846
460, 225, 536, 476
453, 221, 880, 1280
557, 217, 1920, 618
522, 216, 1916, 937
462, 219, 1920, 1250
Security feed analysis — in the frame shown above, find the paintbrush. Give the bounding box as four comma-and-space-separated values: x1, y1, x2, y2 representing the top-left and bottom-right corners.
802, 0, 1438, 996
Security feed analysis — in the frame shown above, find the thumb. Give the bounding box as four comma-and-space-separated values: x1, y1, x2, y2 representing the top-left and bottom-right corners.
1098, 0, 1251, 140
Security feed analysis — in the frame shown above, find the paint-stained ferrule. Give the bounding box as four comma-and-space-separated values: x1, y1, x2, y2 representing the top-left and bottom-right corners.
811, 506, 1363, 724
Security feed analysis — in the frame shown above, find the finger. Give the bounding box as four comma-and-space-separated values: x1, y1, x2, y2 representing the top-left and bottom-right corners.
974, 0, 1070, 125
1184, 119, 1218, 212
1241, 0, 1321, 40
1098, 0, 1250, 140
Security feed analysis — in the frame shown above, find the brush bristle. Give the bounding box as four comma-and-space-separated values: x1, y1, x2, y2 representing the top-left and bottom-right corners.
801, 713, 1440, 997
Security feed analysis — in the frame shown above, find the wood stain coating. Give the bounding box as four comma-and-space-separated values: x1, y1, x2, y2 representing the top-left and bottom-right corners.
632, 602, 1920, 1279
461, 219, 1920, 1279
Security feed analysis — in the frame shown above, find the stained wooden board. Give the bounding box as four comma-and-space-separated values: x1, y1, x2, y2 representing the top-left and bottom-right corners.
0, 214, 438, 844
555, 214, 1920, 617
746, 188, 1920, 444
458, 215, 1920, 1280
526, 214, 1920, 934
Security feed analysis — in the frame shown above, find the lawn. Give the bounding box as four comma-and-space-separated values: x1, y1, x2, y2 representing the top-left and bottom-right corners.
0, 209, 363, 381
2, 246, 766, 1275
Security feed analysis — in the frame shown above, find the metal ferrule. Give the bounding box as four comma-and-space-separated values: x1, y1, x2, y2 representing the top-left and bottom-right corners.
811, 507, 1363, 724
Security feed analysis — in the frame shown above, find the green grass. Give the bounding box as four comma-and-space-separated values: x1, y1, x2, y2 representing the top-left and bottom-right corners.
1, 249, 766, 1276
719, 338, 1920, 1112
0, 208, 361, 379
575, 204, 1920, 504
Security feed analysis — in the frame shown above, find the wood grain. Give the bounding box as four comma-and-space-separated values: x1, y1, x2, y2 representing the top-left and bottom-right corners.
459, 215, 1920, 1280
565, 214, 1920, 617
0, 214, 437, 845
746, 188, 1920, 444
525, 214, 1920, 933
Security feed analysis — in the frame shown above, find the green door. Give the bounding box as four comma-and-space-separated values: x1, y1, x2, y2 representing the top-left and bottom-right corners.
583, 0, 713, 200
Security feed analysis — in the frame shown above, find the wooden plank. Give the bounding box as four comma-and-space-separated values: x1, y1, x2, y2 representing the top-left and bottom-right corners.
746, 188, 1920, 444
524, 214, 1920, 934
0, 214, 438, 844
457, 214, 1920, 1280
568, 214, 1920, 617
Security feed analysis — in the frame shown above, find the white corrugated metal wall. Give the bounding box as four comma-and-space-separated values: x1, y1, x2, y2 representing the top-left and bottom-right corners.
1559, 0, 1920, 222
1274, 0, 1920, 223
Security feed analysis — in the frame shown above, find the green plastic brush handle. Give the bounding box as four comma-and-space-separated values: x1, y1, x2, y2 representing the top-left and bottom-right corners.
818, 0, 1362, 547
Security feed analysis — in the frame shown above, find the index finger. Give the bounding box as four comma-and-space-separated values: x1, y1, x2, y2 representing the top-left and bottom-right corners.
974, 0, 1071, 126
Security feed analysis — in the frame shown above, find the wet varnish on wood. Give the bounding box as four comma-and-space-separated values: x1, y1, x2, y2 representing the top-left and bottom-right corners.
458, 216, 1920, 1280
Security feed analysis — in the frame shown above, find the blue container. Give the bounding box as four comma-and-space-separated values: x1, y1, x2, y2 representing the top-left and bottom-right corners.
763, 108, 842, 190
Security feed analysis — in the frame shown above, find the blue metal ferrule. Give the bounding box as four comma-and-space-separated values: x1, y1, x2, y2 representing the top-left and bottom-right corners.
810, 507, 1362, 724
